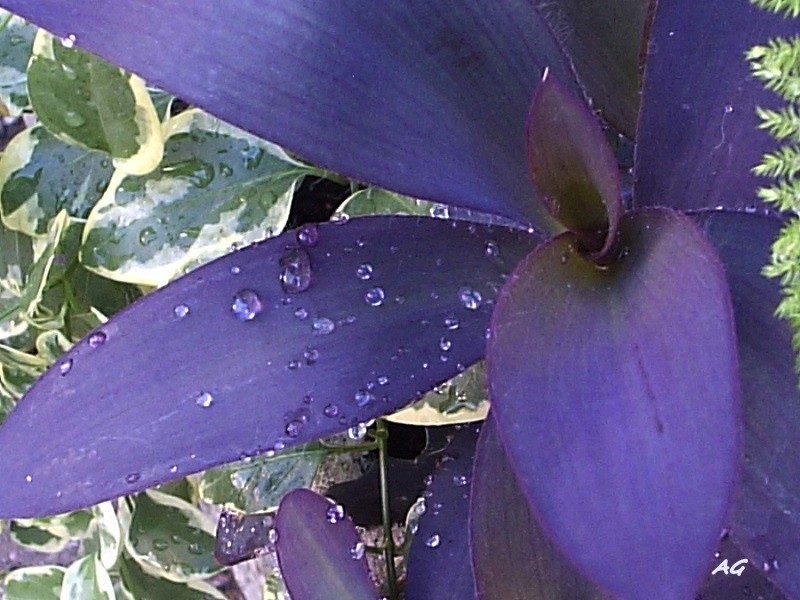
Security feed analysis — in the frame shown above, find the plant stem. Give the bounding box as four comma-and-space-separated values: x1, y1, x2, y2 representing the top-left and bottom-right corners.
375, 418, 399, 600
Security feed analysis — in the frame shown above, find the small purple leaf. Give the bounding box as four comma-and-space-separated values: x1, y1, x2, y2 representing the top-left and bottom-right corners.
487, 208, 741, 598
695, 210, 800, 599
0, 217, 539, 518
214, 509, 276, 566
405, 424, 480, 600
0, 0, 583, 227
470, 415, 607, 599
275, 488, 376, 600
635, 0, 796, 212
527, 74, 622, 256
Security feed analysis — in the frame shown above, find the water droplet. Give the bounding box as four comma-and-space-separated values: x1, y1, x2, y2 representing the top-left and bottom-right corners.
331, 213, 350, 225
279, 248, 312, 294
169, 465, 178, 474
459, 287, 482, 310
377, 375, 389, 386
287, 360, 301, 370
430, 205, 449, 219
356, 263, 373, 281
452, 475, 469, 487
350, 541, 366, 560
294, 307, 309, 320
138, 226, 157, 246
231, 289, 263, 321
88, 331, 107, 348
60, 34, 77, 48
230, 265, 241, 275
285, 420, 303, 438
126, 472, 141, 484
485, 241, 499, 257
268, 528, 279, 544
444, 315, 460, 330
348, 422, 368, 441
763, 558, 780, 572
312, 317, 336, 335
60, 108, 86, 129
323, 403, 340, 418
153, 539, 169, 551
296, 223, 320, 247
326, 504, 345, 524
303, 346, 319, 365
439, 337, 452, 352
24, 474, 32, 483
59, 359, 73, 376
425, 534, 441, 548
560, 252, 570, 265
724, 104, 733, 114
187, 542, 204, 555
174, 304, 190, 319
364, 287, 385, 307
354, 390, 375, 407
195, 391, 214, 408
413, 499, 427, 516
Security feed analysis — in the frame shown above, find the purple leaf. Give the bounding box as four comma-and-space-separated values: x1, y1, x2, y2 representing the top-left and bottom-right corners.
487, 208, 741, 598
405, 424, 480, 600
0, 217, 539, 518
535, 0, 652, 136
470, 414, 608, 599
635, 0, 796, 212
275, 488, 375, 600
0, 0, 582, 227
527, 74, 622, 257
694, 210, 800, 599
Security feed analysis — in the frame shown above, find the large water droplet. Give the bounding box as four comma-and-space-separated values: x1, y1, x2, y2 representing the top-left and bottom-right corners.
195, 391, 214, 408
323, 403, 340, 418
356, 263, 373, 281
279, 248, 312, 293
348, 422, 367, 441
326, 504, 345, 524
88, 331, 107, 348
231, 289, 263, 321
285, 420, 303, 438
364, 287, 385, 307
138, 226, 157, 246
354, 390, 375, 407
59, 359, 73, 376
60, 34, 77, 48
459, 287, 482, 310
444, 315, 460, 330
153, 539, 169, 551
312, 317, 335, 335
331, 213, 350, 225
350, 541, 366, 560
174, 304, 190, 319
439, 337, 452, 352
297, 223, 320, 247
425, 534, 441, 548
63, 110, 85, 128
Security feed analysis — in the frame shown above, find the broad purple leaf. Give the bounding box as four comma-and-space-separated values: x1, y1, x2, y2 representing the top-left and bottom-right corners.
527, 74, 622, 256
535, 0, 652, 136
0, 217, 539, 518
470, 414, 607, 599
487, 208, 740, 599
0, 1, 582, 227
405, 423, 480, 600
635, 0, 796, 212
694, 210, 800, 599
275, 488, 375, 600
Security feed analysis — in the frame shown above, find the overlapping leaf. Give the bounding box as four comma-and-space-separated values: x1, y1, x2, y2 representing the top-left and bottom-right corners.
487, 208, 740, 598
3, 566, 65, 600
0, 217, 538, 518
0, 9, 35, 116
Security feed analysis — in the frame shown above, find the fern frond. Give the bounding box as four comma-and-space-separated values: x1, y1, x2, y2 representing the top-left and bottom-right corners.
751, 0, 800, 17
757, 178, 800, 211
747, 36, 800, 102
757, 104, 800, 140
753, 144, 800, 178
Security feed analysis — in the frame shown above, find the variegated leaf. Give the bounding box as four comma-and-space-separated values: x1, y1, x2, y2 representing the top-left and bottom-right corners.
0, 9, 36, 115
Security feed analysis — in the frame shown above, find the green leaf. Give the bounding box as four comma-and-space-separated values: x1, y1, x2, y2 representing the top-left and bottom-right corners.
60, 555, 115, 600
27, 30, 163, 175
34, 329, 72, 363
126, 490, 220, 582
87, 502, 122, 570
0, 219, 34, 340
3, 565, 65, 600
199, 442, 328, 513
387, 361, 489, 425
118, 556, 226, 600
81, 109, 311, 286
10, 509, 92, 552
0, 10, 36, 116
9, 522, 72, 553
336, 187, 434, 217
0, 124, 114, 236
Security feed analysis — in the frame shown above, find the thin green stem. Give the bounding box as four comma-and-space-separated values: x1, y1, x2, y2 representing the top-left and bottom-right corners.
375, 418, 399, 600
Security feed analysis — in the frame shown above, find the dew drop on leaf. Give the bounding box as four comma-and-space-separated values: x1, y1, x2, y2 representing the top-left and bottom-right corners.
59, 359, 73, 376
350, 541, 366, 560
348, 423, 368, 441
323, 403, 340, 418
356, 263, 373, 281
231, 289, 263, 321
88, 331, 107, 348
296, 223, 320, 247
485, 241, 499, 257
444, 315, 460, 330
458, 287, 482, 310
285, 420, 303, 438
125, 472, 141, 484
452, 475, 469, 487
294, 307, 309, 320
439, 337, 452, 352
174, 304, 190, 319
195, 391, 214, 408
312, 317, 336, 335
354, 390, 375, 407
303, 347, 319, 365
63, 110, 85, 128
364, 287, 385, 307
279, 248, 313, 294
326, 503, 345, 524
138, 226, 157, 246
425, 534, 441, 548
